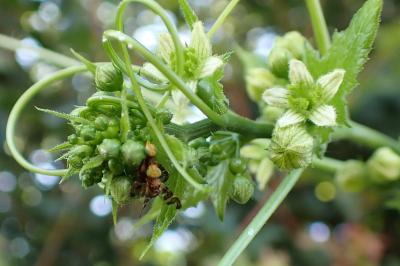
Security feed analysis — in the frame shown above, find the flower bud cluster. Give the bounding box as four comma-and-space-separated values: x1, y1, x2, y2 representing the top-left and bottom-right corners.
189, 132, 255, 204
50, 90, 172, 206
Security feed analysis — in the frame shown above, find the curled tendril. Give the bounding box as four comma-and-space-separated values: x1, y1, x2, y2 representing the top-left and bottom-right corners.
6, 65, 88, 176
115, 0, 185, 76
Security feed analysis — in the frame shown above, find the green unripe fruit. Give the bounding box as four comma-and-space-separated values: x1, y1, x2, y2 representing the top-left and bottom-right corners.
98, 139, 121, 159
229, 158, 247, 174
336, 160, 367, 192
80, 125, 96, 141
95, 116, 109, 131
229, 175, 255, 204
95, 63, 123, 92
108, 159, 124, 175
110, 177, 131, 204
121, 140, 146, 166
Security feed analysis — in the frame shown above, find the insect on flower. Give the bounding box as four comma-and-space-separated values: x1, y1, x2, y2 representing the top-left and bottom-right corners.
130, 143, 182, 209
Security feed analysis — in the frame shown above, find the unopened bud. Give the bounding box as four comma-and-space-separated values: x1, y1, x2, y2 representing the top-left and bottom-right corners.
269, 125, 314, 170
367, 147, 400, 183
110, 177, 131, 204
336, 160, 367, 192
245, 68, 276, 101
229, 174, 255, 204
95, 63, 123, 92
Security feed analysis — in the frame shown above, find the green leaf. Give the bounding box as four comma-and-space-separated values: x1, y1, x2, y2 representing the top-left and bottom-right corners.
79, 155, 104, 173
206, 160, 235, 220
36, 107, 90, 124
304, 0, 383, 125
48, 142, 72, 153
178, 0, 199, 30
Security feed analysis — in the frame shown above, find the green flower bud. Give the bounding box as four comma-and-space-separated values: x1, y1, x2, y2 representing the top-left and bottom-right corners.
81, 173, 95, 188
268, 47, 292, 79
269, 125, 314, 170
157, 110, 173, 124
367, 147, 400, 183
110, 177, 131, 204
189, 137, 208, 149
70, 145, 93, 159
67, 155, 83, 169
68, 134, 78, 145
80, 125, 96, 141
261, 106, 285, 123
229, 158, 247, 174
336, 160, 367, 192
95, 63, 123, 92
122, 140, 146, 166
98, 139, 121, 159
95, 115, 109, 131
108, 158, 124, 175
281, 31, 306, 59
245, 68, 276, 101
229, 175, 255, 204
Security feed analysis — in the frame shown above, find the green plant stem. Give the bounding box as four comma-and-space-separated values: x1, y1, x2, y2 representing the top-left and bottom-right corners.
208, 0, 240, 38
6, 65, 87, 176
312, 157, 343, 173
115, 0, 185, 75
0, 34, 79, 68
332, 121, 400, 154
305, 0, 331, 55
218, 169, 304, 266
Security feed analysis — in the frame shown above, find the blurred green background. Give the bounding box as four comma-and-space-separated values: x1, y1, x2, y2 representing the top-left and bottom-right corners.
0, 0, 400, 265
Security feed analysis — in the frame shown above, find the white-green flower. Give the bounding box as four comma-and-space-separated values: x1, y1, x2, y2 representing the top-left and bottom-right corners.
262, 59, 345, 128
142, 21, 224, 124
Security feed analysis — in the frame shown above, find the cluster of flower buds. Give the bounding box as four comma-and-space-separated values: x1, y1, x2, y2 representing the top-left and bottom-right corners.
47, 63, 174, 206
189, 132, 255, 204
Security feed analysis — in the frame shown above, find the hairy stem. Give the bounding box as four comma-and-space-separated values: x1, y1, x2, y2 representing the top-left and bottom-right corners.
332, 121, 400, 154
312, 157, 343, 173
305, 0, 331, 55
6, 65, 88, 176
218, 169, 304, 266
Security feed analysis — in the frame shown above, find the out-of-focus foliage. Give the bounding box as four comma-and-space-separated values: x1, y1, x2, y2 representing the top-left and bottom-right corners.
0, 0, 400, 265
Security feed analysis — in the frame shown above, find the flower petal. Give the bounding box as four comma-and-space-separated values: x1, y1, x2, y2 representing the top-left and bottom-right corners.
317, 69, 345, 102
277, 110, 305, 128
141, 63, 168, 82
289, 59, 314, 85
158, 33, 175, 65
262, 87, 289, 108
190, 21, 212, 61
198, 56, 223, 78
309, 105, 337, 126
